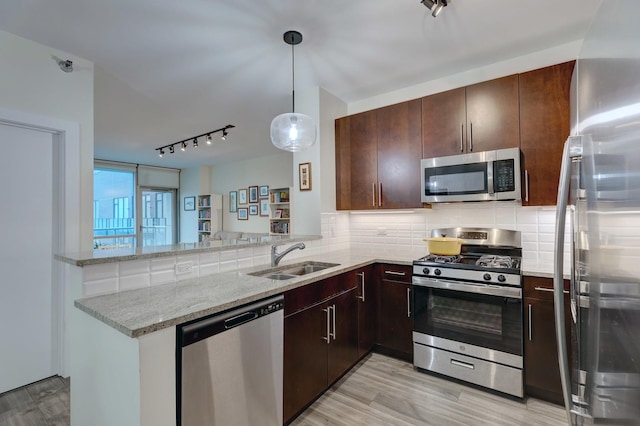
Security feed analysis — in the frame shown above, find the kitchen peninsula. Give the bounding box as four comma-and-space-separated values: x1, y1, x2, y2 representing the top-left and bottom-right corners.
59, 234, 407, 426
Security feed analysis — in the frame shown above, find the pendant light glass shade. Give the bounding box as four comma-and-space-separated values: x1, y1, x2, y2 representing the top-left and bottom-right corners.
271, 30, 317, 152
270, 112, 316, 152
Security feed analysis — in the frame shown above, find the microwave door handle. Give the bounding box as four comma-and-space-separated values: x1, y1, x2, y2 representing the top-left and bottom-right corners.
487, 161, 495, 195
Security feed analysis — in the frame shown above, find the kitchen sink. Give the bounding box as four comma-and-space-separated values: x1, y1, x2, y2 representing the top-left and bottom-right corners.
248, 261, 340, 280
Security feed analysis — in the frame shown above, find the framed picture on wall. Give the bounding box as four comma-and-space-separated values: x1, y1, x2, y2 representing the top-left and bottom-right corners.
299, 162, 312, 191
229, 191, 237, 213
259, 185, 269, 197
249, 204, 258, 215
238, 188, 248, 205
237, 208, 248, 220
260, 199, 269, 217
184, 196, 195, 211
249, 186, 258, 203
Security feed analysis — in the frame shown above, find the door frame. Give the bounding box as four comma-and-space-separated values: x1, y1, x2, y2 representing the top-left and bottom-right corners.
0, 107, 81, 377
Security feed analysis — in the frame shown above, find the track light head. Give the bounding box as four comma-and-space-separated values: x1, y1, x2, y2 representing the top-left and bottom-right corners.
221, 130, 228, 141
181, 141, 187, 151
206, 134, 212, 145
421, 0, 448, 17
158, 148, 164, 158
193, 138, 198, 148
169, 145, 175, 154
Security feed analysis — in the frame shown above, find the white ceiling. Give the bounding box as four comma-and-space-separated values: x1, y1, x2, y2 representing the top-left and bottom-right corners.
0, 0, 602, 169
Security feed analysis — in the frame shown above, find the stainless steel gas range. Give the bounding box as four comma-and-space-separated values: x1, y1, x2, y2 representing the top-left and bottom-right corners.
412, 227, 524, 398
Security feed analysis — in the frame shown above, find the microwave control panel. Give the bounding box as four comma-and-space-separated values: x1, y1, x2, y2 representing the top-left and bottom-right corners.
494, 159, 515, 192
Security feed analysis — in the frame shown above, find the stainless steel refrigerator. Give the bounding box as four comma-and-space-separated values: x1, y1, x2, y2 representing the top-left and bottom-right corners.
554, 1, 640, 424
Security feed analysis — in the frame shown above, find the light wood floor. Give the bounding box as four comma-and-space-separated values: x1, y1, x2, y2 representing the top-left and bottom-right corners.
291, 352, 569, 426
0, 376, 69, 426
0, 354, 568, 425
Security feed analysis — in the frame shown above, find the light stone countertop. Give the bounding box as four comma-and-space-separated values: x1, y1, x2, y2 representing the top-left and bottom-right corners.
74, 249, 412, 338
74, 248, 563, 339
56, 234, 321, 266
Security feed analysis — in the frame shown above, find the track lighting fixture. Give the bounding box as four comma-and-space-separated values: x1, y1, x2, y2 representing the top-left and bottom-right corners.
155, 125, 235, 157
421, 0, 448, 17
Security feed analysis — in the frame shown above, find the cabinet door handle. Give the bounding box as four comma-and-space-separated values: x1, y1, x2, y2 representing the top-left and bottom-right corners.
322, 308, 331, 344
356, 272, 365, 301
460, 123, 464, 152
534, 286, 569, 294
468, 122, 473, 151
372, 183, 376, 207
378, 182, 382, 207
331, 304, 336, 341
407, 287, 411, 317
525, 169, 530, 203
385, 270, 406, 276
528, 304, 532, 341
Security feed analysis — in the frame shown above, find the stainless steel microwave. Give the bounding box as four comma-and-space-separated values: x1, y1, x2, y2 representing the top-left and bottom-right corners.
421, 147, 522, 203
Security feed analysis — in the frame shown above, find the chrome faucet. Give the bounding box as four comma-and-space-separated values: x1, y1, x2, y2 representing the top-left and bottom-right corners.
271, 242, 305, 267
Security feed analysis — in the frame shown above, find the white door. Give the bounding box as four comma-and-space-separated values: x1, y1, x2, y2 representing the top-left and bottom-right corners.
0, 123, 54, 393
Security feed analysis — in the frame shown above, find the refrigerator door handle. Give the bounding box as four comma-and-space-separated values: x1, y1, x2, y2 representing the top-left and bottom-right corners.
554, 136, 580, 424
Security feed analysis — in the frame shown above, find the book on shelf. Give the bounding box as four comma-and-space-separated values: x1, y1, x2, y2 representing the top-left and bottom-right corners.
270, 221, 289, 234
270, 191, 290, 203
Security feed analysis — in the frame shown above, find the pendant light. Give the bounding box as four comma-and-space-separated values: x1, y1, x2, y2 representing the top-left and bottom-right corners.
270, 30, 317, 152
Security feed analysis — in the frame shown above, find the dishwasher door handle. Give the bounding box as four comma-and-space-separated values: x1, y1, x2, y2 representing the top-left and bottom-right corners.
224, 311, 258, 329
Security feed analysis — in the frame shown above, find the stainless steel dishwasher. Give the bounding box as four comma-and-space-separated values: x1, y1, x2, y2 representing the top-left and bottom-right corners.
177, 294, 284, 426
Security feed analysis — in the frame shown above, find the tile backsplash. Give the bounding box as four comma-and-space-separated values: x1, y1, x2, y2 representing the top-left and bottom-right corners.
346, 202, 570, 274
81, 203, 567, 297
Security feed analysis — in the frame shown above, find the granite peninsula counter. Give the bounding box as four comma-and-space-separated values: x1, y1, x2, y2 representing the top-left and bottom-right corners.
73, 249, 410, 338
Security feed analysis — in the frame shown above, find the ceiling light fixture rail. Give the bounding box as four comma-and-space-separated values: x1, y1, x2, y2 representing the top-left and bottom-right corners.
156, 124, 235, 157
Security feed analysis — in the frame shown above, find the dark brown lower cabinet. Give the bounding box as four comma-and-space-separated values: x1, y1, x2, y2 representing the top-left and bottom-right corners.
524, 276, 570, 405
283, 284, 358, 423
376, 264, 413, 362
352, 266, 376, 358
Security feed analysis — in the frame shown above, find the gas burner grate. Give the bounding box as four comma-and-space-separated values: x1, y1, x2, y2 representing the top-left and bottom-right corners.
422, 254, 461, 263
476, 255, 513, 269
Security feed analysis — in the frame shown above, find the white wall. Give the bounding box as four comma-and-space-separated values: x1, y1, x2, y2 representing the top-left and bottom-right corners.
210, 153, 293, 233
293, 87, 347, 235
0, 29, 94, 251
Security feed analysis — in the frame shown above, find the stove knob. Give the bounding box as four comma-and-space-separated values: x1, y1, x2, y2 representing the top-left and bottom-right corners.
434, 269, 441, 276
498, 275, 506, 283
483, 273, 492, 281
422, 267, 430, 275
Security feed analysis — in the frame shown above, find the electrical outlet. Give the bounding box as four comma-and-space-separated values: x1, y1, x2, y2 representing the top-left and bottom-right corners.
175, 261, 193, 274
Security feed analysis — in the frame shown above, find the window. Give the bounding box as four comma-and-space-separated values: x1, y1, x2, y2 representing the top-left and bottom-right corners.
93, 167, 136, 249
94, 161, 179, 249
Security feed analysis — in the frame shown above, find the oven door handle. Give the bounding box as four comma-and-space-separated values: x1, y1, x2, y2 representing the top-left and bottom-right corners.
412, 277, 522, 299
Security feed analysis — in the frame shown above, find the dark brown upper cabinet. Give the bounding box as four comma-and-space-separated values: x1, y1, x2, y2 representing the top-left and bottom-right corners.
335, 99, 422, 210
422, 75, 520, 159
519, 61, 575, 206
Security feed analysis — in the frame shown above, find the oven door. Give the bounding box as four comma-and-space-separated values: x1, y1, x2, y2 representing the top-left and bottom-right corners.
413, 276, 523, 358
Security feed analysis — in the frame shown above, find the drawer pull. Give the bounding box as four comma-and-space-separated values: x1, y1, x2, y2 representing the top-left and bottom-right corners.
451, 359, 475, 370
385, 270, 406, 276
